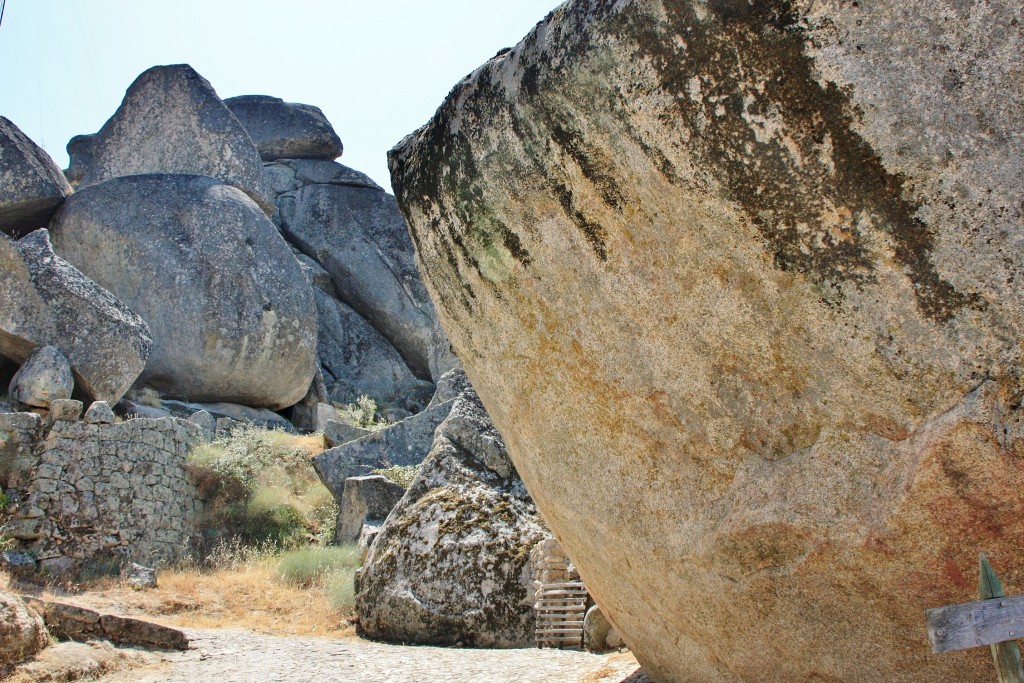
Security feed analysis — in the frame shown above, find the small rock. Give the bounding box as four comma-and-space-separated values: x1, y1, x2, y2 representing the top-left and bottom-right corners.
48, 399, 82, 422
83, 401, 115, 424
215, 416, 239, 435
583, 604, 612, 652
9, 345, 73, 408
0, 550, 37, 573
357, 523, 382, 564
0, 590, 49, 667
428, 365, 471, 408
186, 409, 216, 442
606, 626, 623, 649
123, 563, 157, 590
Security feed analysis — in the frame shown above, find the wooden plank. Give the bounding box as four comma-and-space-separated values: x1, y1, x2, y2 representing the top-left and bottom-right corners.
926, 594, 1024, 653
979, 554, 1024, 683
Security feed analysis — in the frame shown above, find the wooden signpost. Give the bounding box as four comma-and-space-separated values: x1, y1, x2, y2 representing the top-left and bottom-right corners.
926, 554, 1024, 683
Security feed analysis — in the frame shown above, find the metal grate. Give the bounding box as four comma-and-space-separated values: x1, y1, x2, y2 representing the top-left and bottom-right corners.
535, 580, 588, 649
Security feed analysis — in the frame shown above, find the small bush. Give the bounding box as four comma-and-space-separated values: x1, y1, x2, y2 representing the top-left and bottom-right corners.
372, 464, 419, 488
276, 545, 359, 587
325, 567, 357, 610
335, 395, 390, 431
186, 425, 335, 553
0, 491, 8, 511
137, 387, 162, 408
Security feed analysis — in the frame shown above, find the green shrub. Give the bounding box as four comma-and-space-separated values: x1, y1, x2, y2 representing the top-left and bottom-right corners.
372, 464, 420, 488
186, 425, 336, 553
276, 545, 360, 587
335, 395, 390, 431
325, 566, 357, 610
0, 491, 8, 511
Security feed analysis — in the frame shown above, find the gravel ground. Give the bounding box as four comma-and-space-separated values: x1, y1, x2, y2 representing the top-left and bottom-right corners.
94, 628, 652, 683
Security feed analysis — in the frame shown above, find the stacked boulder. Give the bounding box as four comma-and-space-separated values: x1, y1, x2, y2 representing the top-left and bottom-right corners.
54, 64, 317, 410
0, 61, 459, 426
0, 62, 469, 576
0, 117, 72, 237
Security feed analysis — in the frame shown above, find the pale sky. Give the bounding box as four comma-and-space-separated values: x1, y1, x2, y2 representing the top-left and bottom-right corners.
0, 0, 564, 192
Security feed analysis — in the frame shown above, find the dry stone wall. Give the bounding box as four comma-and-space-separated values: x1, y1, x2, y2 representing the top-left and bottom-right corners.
4, 414, 202, 573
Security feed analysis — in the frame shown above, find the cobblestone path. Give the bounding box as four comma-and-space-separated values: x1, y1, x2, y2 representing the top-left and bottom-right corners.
97, 629, 651, 683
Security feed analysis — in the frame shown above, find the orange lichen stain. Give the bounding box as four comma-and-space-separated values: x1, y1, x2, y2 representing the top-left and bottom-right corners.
647, 390, 685, 431
858, 413, 912, 441
862, 529, 898, 555
942, 555, 970, 590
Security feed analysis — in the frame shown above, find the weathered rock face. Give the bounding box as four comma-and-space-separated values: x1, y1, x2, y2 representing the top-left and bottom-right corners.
389, 1, 1024, 680
224, 95, 343, 162
0, 591, 48, 669
313, 399, 453, 501
9, 345, 73, 408
0, 230, 151, 405
0, 117, 72, 236
355, 387, 544, 648
69, 64, 274, 213
275, 171, 451, 380
314, 288, 425, 407
49, 174, 317, 409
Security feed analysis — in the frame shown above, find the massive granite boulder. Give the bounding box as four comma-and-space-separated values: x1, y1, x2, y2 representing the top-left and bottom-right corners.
224, 95, 343, 161
274, 162, 456, 380
388, 1, 1024, 681
0, 117, 72, 236
0, 230, 151, 405
49, 174, 317, 409
355, 387, 544, 648
68, 64, 274, 213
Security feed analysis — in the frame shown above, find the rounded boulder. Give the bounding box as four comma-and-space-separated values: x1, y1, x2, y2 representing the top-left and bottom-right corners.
49, 174, 317, 409
9, 345, 73, 407
0, 591, 48, 668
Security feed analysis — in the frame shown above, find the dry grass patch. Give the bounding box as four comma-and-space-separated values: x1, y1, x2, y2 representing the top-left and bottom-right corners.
29, 559, 355, 638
